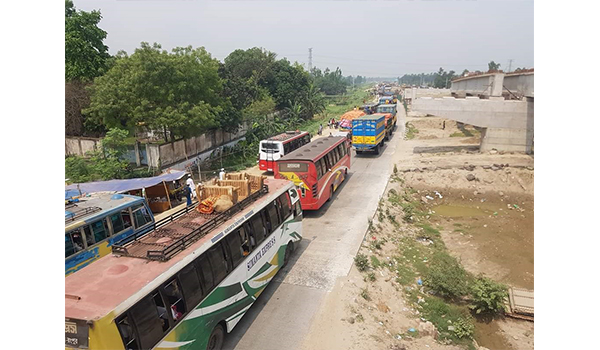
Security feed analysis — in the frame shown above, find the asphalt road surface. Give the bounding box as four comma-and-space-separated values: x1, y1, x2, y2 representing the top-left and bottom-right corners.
222, 105, 406, 350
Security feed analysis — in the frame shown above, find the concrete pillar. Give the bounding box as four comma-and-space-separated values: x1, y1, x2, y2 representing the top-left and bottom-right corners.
411, 88, 416, 101
134, 142, 141, 167
490, 73, 505, 97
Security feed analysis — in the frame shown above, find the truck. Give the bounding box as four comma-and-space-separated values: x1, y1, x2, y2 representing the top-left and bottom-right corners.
352, 115, 387, 155
370, 113, 395, 141
378, 95, 398, 105
376, 104, 398, 129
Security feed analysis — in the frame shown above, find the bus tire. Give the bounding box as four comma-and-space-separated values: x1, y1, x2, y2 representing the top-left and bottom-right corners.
327, 185, 333, 202
283, 241, 294, 267
207, 324, 225, 350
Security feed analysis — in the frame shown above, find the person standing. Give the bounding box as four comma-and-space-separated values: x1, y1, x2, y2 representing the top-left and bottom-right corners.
219, 168, 225, 180
318, 124, 323, 136
186, 175, 196, 199
184, 184, 192, 206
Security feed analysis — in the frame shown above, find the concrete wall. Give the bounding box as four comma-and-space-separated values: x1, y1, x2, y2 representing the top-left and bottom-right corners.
504, 73, 534, 97
404, 88, 451, 100
65, 122, 250, 168
412, 96, 533, 153
65, 137, 100, 156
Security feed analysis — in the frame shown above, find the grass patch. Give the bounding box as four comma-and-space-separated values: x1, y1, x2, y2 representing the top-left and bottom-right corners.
360, 287, 371, 301
405, 122, 419, 139
419, 296, 474, 342
370, 255, 383, 269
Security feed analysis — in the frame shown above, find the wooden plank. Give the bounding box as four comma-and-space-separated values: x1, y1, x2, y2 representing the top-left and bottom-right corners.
505, 287, 534, 322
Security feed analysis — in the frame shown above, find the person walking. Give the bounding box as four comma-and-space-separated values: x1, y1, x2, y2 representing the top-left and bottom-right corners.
318, 124, 323, 136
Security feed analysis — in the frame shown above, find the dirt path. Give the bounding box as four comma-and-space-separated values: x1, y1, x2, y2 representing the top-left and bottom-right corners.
302, 111, 534, 350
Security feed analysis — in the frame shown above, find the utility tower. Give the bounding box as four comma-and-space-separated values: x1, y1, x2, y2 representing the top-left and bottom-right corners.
308, 48, 313, 73
507, 59, 514, 73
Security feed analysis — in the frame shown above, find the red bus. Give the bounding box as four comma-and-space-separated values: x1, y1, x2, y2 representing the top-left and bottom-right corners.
274, 136, 351, 210
258, 131, 311, 172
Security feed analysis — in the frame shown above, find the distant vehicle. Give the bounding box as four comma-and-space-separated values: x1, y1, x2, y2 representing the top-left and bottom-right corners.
359, 103, 379, 114
352, 114, 387, 155
377, 104, 397, 118
275, 136, 351, 210
258, 131, 311, 172
65, 194, 154, 276
65, 179, 302, 350
378, 96, 397, 105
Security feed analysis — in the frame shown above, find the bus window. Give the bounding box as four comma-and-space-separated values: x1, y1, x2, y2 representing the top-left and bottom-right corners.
121, 209, 133, 229
225, 229, 245, 268
65, 231, 84, 258
129, 296, 164, 349
162, 279, 186, 323
133, 205, 152, 228
91, 219, 109, 243
248, 213, 266, 245
177, 263, 203, 311
83, 225, 95, 247
315, 161, 323, 179
206, 244, 228, 286
196, 255, 214, 294
110, 212, 127, 234
116, 315, 139, 350
151, 291, 170, 332
277, 193, 292, 220
240, 224, 255, 253
294, 201, 302, 217
326, 153, 335, 170
266, 202, 281, 232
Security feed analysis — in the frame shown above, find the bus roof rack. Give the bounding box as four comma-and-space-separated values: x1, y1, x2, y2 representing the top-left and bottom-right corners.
112, 185, 269, 261
65, 205, 102, 223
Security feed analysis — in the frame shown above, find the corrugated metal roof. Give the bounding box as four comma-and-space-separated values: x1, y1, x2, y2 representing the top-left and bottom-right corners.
278, 136, 346, 162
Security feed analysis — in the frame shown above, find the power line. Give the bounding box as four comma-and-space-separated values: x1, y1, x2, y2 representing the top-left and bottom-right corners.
312, 54, 490, 67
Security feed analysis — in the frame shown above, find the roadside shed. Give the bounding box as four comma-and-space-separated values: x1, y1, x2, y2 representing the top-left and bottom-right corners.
65, 170, 189, 213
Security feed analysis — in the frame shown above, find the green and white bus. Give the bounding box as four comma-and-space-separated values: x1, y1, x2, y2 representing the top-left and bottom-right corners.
65, 179, 302, 350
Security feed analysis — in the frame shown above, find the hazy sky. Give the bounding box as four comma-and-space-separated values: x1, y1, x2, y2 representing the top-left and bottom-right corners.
75, 0, 534, 77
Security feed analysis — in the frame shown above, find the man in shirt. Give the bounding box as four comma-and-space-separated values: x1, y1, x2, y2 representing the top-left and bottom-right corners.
185, 175, 196, 199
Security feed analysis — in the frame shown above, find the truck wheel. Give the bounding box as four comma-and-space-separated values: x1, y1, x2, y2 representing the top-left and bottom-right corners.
207, 324, 225, 350
374, 144, 379, 155
356, 150, 362, 155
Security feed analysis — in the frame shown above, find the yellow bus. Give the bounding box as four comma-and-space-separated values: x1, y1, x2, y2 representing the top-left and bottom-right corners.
65, 179, 302, 350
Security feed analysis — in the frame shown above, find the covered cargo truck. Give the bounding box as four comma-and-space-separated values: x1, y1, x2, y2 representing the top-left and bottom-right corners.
352, 115, 386, 155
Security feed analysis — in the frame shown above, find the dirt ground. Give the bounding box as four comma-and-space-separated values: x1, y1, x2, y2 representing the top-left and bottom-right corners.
302, 115, 534, 350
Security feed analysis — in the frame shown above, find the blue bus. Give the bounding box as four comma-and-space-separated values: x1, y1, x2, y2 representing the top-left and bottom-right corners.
65, 194, 155, 276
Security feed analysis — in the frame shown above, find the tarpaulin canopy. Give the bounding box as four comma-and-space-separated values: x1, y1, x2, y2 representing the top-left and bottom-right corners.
65, 170, 188, 195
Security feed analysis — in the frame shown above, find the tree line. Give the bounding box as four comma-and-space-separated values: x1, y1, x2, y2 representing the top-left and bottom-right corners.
65, 0, 356, 142
399, 61, 531, 88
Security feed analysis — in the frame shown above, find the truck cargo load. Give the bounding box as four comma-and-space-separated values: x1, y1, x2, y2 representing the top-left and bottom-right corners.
352, 115, 386, 155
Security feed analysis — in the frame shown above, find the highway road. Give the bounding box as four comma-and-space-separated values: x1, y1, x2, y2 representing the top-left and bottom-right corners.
222, 105, 406, 350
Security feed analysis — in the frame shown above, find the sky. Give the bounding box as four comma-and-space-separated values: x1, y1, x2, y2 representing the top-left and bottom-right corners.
75, 0, 534, 77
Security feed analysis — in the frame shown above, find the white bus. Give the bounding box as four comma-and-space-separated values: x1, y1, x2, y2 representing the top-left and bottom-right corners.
65, 179, 302, 350
258, 131, 311, 172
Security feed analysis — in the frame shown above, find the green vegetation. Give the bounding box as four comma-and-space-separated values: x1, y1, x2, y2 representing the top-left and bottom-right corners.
354, 254, 370, 272
360, 287, 371, 301
405, 122, 419, 139
424, 252, 470, 299
65, 128, 154, 183
420, 296, 474, 341
370, 255, 382, 269
469, 276, 509, 315
365, 272, 376, 282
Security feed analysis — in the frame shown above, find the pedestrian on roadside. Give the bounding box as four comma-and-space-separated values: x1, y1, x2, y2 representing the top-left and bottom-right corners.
318, 124, 323, 135
219, 168, 225, 180
186, 175, 197, 199
184, 184, 192, 206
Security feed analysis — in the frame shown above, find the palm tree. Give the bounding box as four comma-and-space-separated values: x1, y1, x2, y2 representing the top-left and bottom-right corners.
301, 84, 326, 120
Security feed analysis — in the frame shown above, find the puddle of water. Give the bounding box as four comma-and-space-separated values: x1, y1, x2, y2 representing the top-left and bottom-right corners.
431, 204, 490, 217
474, 319, 514, 350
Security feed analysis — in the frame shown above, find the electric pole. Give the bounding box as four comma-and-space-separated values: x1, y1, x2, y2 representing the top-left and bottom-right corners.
507, 59, 514, 73
308, 48, 313, 73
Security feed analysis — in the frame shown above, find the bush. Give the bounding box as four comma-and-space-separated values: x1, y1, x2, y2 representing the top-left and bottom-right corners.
354, 254, 369, 272
453, 316, 475, 339
469, 276, 509, 315
424, 252, 469, 298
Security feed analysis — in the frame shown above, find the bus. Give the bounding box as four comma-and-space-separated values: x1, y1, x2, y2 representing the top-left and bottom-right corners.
258, 131, 311, 172
65, 179, 302, 350
274, 136, 351, 210
65, 194, 155, 276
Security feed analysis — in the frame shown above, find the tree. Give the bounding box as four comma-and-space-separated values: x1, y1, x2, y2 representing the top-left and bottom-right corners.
65, 0, 110, 82
488, 61, 501, 72
85, 43, 236, 141
313, 67, 347, 95
300, 83, 326, 120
